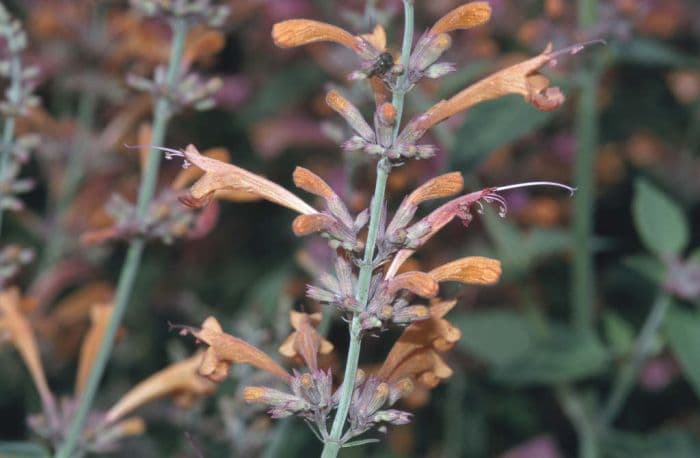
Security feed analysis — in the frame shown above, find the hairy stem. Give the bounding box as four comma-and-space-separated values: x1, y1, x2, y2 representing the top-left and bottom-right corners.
599, 293, 671, 428
55, 17, 188, 458
321, 2, 414, 456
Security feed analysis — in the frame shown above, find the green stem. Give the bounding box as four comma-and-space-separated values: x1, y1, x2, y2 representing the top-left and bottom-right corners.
321, 3, 414, 457
0, 117, 16, 235
577, 0, 598, 28
0, 48, 23, 238
54, 17, 188, 458
572, 0, 599, 333
557, 385, 598, 458
38, 92, 99, 271
572, 66, 599, 334
599, 293, 671, 428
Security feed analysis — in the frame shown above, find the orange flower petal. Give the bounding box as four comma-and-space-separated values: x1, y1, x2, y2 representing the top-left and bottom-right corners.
181, 316, 290, 383
429, 256, 501, 285
430, 2, 492, 34
293, 167, 335, 200
181, 144, 316, 215
387, 271, 439, 298
0, 288, 57, 421
104, 352, 215, 424
418, 44, 565, 131
361, 24, 387, 51
272, 19, 357, 50
182, 27, 226, 69
407, 172, 464, 205
75, 303, 115, 396
278, 311, 333, 371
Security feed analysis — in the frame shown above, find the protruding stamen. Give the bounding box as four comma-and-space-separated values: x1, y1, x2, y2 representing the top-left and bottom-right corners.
550, 39, 606, 59
124, 144, 191, 168
494, 181, 577, 196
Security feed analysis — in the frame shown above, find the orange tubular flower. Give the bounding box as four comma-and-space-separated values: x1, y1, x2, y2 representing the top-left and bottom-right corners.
278, 311, 333, 372
271, 19, 380, 60
417, 43, 566, 132
178, 316, 291, 383
430, 2, 493, 34
178, 144, 317, 215
429, 256, 502, 286
0, 288, 58, 425
377, 300, 462, 389
75, 303, 115, 396
103, 352, 216, 425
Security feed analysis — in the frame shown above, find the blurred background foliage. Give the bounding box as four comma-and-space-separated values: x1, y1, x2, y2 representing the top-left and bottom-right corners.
1, 0, 700, 457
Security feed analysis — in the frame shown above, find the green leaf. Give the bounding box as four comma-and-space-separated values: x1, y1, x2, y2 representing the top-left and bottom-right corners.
632, 178, 689, 258
621, 254, 665, 284
451, 95, 554, 173
603, 311, 635, 357
493, 326, 609, 385
664, 304, 700, 400
453, 310, 535, 366
0, 441, 50, 458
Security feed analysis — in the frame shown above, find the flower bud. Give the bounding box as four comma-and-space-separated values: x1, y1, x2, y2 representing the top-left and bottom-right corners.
374, 102, 396, 147
326, 90, 375, 141
373, 409, 412, 425
410, 33, 452, 73
424, 62, 457, 79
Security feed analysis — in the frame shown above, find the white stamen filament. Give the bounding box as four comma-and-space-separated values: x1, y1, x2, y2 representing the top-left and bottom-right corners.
124, 144, 190, 168
494, 181, 577, 196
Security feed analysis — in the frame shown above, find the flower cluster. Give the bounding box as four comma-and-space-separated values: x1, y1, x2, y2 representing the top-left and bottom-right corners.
164, 1, 585, 451
0, 288, 215, 454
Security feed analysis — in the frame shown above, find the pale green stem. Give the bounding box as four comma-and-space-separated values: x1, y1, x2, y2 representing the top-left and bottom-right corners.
0, 49, 23, 237
321, 2, 414, 457
54, 17, 188, 458
38, 92, 98, 271
599, 293, 671, 428
572, 0, 599, 334
557, 385, 598, 458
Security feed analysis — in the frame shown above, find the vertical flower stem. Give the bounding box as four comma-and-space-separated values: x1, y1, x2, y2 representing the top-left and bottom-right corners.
38, 92, 99, 271
55, 17, 188, 458
321, 3, 414, 457
556, 385, 599, 458
39, 4, 105, 271
572, 0, 599, 334
599, 293, 671, 427
0, 49, 23, 238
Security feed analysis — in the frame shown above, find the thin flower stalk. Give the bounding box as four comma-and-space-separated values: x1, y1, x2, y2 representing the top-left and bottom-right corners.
0, 4, 37, 237
321, 2, 414, 457
55, 16, 190, 458
572, 0, 602, 335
